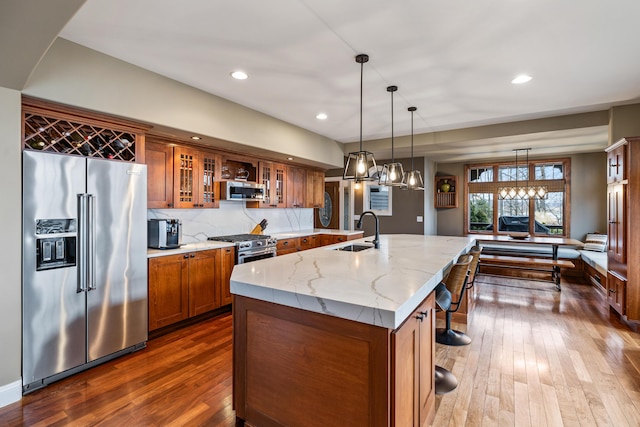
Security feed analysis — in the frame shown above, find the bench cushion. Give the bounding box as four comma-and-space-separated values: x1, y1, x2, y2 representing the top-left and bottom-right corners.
580, 250, 608, 276
480, 242, 581, 259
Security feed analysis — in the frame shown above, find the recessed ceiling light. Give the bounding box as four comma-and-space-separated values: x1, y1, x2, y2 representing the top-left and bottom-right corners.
287, 157, 294, 161
190, 136, 201, 140
316, 113, 328, 120
231, 70, 248, 80
511, 74, 532, 84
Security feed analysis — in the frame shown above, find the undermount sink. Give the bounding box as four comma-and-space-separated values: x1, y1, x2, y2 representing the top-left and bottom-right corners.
335, 244, 374, 252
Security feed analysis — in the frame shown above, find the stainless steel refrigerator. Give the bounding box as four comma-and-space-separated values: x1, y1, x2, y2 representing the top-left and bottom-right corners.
22, 150, 148, 393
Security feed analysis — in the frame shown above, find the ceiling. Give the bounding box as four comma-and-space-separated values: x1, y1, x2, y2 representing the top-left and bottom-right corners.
58, 0, 640, 163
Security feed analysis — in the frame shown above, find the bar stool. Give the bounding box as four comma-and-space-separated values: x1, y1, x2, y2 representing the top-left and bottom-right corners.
434, 282, 458, 394
467, 245, 482, 289
435, 254, 473, 346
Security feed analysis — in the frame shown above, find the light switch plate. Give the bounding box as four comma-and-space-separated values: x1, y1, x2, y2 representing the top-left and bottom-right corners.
417, 216, 423, 223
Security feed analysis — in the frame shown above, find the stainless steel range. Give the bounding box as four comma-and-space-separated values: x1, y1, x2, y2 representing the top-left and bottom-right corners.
208, 234, 277, 264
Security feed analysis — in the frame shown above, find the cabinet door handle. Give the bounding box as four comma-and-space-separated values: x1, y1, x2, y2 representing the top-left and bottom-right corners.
415, 314, 425, 321
184, 254, 189, 259
167, 203, 173, 208
419, 311, 429, 318
190, 253, 195, 258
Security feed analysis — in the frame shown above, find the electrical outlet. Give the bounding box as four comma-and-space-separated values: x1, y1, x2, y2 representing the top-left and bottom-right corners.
417, 216, 423, 223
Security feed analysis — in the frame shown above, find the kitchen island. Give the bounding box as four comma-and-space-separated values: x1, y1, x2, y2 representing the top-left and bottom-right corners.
231, 234, 475, 426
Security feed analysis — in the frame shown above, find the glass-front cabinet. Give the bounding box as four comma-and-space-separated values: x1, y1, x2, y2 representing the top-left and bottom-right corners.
173, 146, 221, 209
248, 162, 287, 208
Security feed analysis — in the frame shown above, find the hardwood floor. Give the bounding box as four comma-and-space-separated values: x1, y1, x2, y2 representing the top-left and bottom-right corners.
1, 276, 639, 426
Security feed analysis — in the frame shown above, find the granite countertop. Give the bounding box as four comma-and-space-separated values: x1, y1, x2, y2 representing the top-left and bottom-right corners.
230, 234, 475, 329
147, 241, 235, 258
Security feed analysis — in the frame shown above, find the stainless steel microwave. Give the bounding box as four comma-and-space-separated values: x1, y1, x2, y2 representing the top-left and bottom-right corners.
222, 180, 265, 201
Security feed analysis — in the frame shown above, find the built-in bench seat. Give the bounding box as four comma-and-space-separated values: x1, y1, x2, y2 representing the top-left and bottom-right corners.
579, 249, 608, 295
479, 254, 574, 290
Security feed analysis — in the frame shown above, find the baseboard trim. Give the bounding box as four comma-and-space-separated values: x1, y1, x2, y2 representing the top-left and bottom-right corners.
0, 379, 22, 409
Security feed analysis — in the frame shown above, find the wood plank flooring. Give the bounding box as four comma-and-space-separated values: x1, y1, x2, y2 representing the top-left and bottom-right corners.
1, 276, 639, 426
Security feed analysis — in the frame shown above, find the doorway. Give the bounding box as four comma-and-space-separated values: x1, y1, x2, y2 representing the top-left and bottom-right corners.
314, 181, 340, 229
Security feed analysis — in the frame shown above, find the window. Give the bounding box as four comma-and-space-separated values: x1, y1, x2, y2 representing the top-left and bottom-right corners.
363, 182, 392, 216
465, 159, 570, 236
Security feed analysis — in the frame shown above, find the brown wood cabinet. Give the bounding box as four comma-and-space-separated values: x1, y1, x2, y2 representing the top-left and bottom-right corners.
434, 175, 458, 209
608, 271, 627, 315
148, 247, 233, 331
219, 246, 236, 306
233, 292, 436, 426
148, 253, 189, 330
247, 161, 287, 208
286, 166, 307, 208
146, 140, 175, 208
392, 292, 435, 427
305, 169, 325, 208
605, 137, 640, 322
173, 146, 221, 209
188, 249, 220, 317
607, 144, 626, 183
277, 237, 299, 255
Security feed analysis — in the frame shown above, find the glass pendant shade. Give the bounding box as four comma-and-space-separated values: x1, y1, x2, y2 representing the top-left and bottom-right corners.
380, 161, 405, 186
405, 170, 424, 190
344, 150, 377, 181
343, 53, 377, 182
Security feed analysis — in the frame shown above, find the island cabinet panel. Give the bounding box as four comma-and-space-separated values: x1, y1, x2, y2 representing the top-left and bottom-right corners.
148, 253, 189, 330
391, 293, 435, 427
234, 293, 437, 426
234, 295, 390, 427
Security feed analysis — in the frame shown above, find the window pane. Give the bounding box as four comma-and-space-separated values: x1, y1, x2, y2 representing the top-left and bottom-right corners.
469, 193, 493, 231
535, 163, 563, 180
469, 167, 493, 183
497, 199, 530, 232
534, 192, 564, 235
368, 185, 389, 211
498, 165, 528, 182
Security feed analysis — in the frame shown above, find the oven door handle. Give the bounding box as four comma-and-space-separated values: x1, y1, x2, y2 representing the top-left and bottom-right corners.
237, 247, 277, 262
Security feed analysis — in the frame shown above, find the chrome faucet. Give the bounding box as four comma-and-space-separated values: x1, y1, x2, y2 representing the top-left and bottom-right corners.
357, 210, 380, 249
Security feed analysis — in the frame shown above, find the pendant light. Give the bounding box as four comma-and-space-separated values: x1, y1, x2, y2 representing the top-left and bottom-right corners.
498, 148, 548, 200
379, 85, 405, 186
343, 54, 377, 182
404, 107, 424, 190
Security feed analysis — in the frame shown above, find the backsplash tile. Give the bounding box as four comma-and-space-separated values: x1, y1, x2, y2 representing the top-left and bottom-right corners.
148, 202, 314, 243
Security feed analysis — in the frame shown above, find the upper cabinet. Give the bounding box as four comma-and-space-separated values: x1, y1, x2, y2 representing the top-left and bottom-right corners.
287, 166, 307, 208
221, 156, 258, 182
248, 162, 287, 208
146, 141, 175, 208
305, 169, 325, 208
607, 142, 627, 183
173, 146, 221, 209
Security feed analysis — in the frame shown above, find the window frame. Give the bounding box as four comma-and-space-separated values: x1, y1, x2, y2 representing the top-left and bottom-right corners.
464, 157, 571, 237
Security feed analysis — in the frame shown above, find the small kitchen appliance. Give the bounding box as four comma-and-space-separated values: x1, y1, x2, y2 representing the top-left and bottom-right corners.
148, 219, 182, 249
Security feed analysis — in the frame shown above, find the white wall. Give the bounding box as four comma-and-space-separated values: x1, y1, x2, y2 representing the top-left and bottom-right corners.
23, 38, 344, 169
0, 87, 24, 406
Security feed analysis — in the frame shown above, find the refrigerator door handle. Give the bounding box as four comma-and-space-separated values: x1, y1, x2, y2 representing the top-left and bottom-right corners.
87, 194, 96, 291
77, 194, 89, 293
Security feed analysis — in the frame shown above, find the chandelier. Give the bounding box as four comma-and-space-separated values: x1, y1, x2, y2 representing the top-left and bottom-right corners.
498, 148, 548, 200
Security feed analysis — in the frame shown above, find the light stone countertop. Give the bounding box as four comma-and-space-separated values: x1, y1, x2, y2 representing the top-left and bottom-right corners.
147, 241, 235, 258
270, 229, 364, 239
230, 234, 476, 329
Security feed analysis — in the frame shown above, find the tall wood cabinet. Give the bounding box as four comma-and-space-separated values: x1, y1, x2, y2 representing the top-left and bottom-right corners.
305, 169, 325, 208
286, 166, 307, 208
605, 137, 640, 322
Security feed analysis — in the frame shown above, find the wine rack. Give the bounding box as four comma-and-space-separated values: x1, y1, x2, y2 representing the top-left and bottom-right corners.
23, 112, 138, 162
